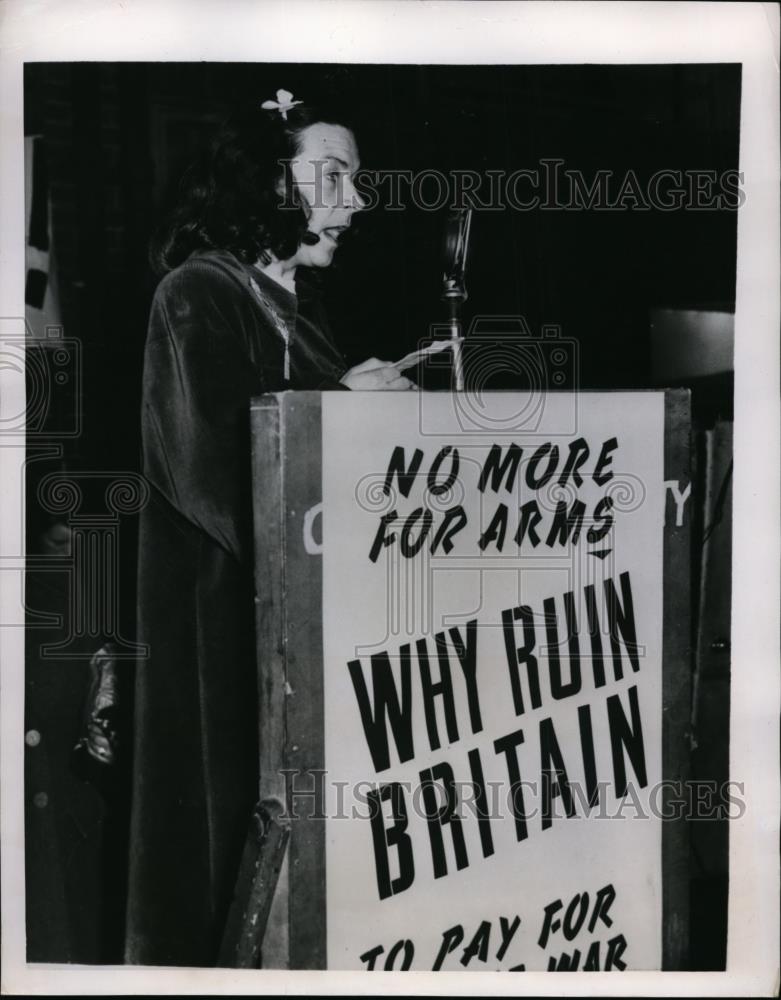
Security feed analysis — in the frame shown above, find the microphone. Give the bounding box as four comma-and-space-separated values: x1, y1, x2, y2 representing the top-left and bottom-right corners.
441, 208, 472, 393
442, 208, 472, 293
301, 230, 321, 246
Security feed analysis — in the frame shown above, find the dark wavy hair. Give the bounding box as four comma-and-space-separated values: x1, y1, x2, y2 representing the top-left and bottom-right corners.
150, 98, 353, 275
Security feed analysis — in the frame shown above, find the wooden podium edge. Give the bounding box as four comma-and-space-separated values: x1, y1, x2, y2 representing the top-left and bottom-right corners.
662, 387, 693, 970
251, 392, 326, 969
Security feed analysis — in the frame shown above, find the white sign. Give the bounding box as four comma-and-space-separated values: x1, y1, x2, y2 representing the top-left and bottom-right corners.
322, 391, 665, 971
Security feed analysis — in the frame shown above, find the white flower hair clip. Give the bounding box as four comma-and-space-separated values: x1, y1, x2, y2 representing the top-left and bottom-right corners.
261, 88, 303, 121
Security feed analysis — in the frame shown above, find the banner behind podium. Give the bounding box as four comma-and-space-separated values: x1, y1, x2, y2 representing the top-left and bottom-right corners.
250, 390, 690, 972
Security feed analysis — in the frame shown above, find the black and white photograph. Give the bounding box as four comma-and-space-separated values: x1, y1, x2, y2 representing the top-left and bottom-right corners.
1, 1, 778, 994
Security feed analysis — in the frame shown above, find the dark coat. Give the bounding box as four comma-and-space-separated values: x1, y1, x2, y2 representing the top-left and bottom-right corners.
125, 249, 347, 966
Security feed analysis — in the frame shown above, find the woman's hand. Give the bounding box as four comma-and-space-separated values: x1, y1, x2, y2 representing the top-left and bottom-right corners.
340, 358, 418, 391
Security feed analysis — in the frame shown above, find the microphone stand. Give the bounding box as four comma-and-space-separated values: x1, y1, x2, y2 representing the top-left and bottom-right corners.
441, 209, 472, 392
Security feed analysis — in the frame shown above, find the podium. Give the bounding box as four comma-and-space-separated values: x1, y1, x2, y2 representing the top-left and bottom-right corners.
244, 390, 691, 971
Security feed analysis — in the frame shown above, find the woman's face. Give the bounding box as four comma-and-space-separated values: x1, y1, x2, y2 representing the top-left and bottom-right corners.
288, 122, 366, 268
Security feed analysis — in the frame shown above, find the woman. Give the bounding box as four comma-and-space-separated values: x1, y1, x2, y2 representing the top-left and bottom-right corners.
125, 92, 413, 967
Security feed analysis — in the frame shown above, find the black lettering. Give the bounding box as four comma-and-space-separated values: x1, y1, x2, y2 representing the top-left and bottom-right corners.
419, 762, 469, 879
538, 898, 563, 948
431, 504, 467, 554
448, 620, 482, 734
347, 649, 414, 772
478, 502, 509, 551
516, 499, 543, 546
588, 883, 616, 932
546, 499, 586, 547
359, 944, 384, 970
525, 443, 559, 489
546, 593, 582, 700
558, 437, 590, 487
501, 605, 542, 715
547, 948, 581, 971
417, 634, 459, 752
539, 717, 576, 830
427, 445, 460, 496
432, 925, 464, 970
584, 584, 606, 688
368, 783, 415, 899
586, 495, 614, 543
563, 893, 589, 940
478, 443, 524, 494
605, 933, 627, 970
593, 437, 618, 485
607, 685, 648, 795
384, 938, 414, 970
578, 703, 600, 809
496, 915, 521, 961
460, 921, 491, 966
383, 445, 423, 497
583, 940, 601, 970
493, 728, 528, 842
399, 507, 433, 557
605, 572, 640, 677
368, 510, 398, 563
468, 747, 494, 859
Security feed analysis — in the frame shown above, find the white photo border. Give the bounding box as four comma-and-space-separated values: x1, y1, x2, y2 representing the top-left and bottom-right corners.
1, 1, 778, 995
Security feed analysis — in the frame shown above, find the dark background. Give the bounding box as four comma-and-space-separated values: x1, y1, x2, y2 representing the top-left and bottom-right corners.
23, 62, 739, 967
24, 61, 740, 474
